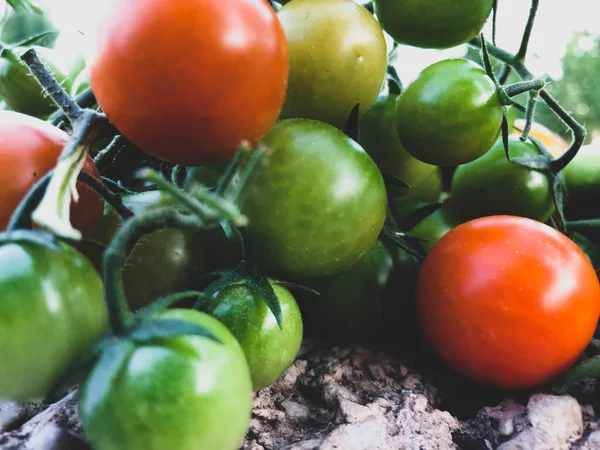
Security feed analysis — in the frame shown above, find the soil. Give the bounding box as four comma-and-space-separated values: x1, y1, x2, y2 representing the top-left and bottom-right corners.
2, 336, 600, 450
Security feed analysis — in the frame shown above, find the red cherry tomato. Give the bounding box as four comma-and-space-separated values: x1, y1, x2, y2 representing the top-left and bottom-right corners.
87, 0, 288, 166
416, 215, 600, 390
0, 111, 103, 237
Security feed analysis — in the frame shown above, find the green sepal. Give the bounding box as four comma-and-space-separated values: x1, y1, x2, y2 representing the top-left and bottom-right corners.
135, 291, 206, 325
130, 318, 223, 344
248, 276, 283, 329
381, 170, 410, 189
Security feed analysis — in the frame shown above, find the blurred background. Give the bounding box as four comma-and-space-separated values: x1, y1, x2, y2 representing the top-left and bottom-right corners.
6, 0, 600, 143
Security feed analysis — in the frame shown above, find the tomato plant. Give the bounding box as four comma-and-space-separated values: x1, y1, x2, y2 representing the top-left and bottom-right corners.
202, 278, 303, 391
277, 0, 387, 129
242, 118, 387, 278
451, 135, 555, 222
98, 191, 241, 311
373, 0, 493, 49
395, 59, 503, 166
416, 216, 600, 389
0, 111, 103, 237
87, 0, 288, 166
359, 90, 438, 192
0, 237, 107, 402
79, 309, 253, 450
297, 239, 394, 342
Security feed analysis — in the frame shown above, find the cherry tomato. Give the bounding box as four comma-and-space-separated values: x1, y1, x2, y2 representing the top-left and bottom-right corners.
202, 279, 303, 391
79, 309, 253, 450
0, 111, 103, 237
88, 0, 288, 166
512, 119, 568, 157
395, 59, 503, 166
242, 118, 387, 278
562, 144, 600, 220
392, 169, 443, 218
451, 135, 555, 222
359, 91, 438, 191
416, 216, 600, 389
409, 205, 462, 253
373, 0, 493, 49
0, 46, 80, 118
277, 0, 387, 129
297, 239, 394, 342
0, 238, 107, 401
98, 191, 241, 310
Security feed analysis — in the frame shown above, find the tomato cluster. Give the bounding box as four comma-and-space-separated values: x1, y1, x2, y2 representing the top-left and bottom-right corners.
1, 0, 600, 449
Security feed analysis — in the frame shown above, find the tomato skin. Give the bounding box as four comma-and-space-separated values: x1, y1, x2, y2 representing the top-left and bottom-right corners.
277, 0, 387, 129
373, 0, 493, 49
203, 280, 303, 391
451, 135, 555, 223
562, 145, 600, 220
359, 92, 438, 192
242, 118, 387, 278
297, 239, 394, 342
0, 239, 107, 402
88, 0, 288, 166
416, 216, 600, 389
0, 111, 103, 237
395, 59, 503, 166
98, 191, 241, 310
409, 205, 461, 253
79, 309, 253, 450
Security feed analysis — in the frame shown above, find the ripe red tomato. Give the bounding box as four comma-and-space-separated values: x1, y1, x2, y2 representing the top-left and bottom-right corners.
416, 216, 600, 390
87, 0, 288, 166
0, 111, 103, 237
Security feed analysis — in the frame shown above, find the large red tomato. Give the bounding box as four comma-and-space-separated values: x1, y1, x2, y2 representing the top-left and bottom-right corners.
0, 111, 103, 237
87, 0, 289, 166
416, 215, 600, 390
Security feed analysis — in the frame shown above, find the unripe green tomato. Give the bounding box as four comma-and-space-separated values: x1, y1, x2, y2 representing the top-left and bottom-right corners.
0, 46, 79, 117
563, 145, 600, 220
373, 0, 493, 49
203, 280, 303, 391
451, 135, 555, 222
409, 206, 462, 253
359, 91, 438, 190
392, 169, 443, 218
396, 59, 503, 166
277, 0, 388, 129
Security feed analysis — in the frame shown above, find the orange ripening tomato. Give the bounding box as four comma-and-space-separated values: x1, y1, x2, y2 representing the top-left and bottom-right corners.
416, 215, 600, 390
512, 119, 568, 157
87, 0, 289, 166
0, 111, 103, 237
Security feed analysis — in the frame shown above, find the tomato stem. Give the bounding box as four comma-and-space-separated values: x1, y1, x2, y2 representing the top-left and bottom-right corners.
516, 0, 540, 62
19, 48, 84, 125
467, 37, 587, 174
49, 88, 98, 128
520, 89, 540, 141
503, 78, 544, 97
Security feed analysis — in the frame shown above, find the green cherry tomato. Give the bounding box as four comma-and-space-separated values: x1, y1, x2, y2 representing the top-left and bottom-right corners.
451, 135, 555, 222
0, 46, 79, 117
277, 0, 388, 129
373, 0, 493, 49
0, 238, 107, 402
563, 145, 600, 220
392, 169, 443, 218
297, 239, 394, 342
243, 118, 387, 278
359, 91, 438, 190
395, 59, 503, 166
99, 191, 241, 310
202, 279, 303, 391
79, 309, 253, 450
409, 205, 462, 253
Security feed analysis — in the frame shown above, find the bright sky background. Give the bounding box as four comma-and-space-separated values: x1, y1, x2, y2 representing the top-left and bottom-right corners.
40, 0, 600, 84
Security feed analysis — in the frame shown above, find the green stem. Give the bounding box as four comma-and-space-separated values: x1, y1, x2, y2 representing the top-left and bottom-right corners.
467, 38, 587, 174
7, 171, 53, 231
94, 135, 127, 173
521, 89, 539, 141
103, 208, 204, 335
567, 219, 600, 233
516, 0, 540, 62
49, 88, 97, 127
503, 78, 545, 97
20, 48, 83, 124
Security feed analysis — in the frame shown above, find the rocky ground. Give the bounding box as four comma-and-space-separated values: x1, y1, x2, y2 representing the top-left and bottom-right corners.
1, 340, 599, 450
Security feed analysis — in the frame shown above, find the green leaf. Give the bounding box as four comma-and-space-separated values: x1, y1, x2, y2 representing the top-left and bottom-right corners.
343, 103, 360, 142
130, 318, 223, 344
251, 277, 283, 329
10, 29, 59, 48
552, 355, 600, 394
380, 224, 426, 260
81, 339, 135, 415
270, 279, 320, 297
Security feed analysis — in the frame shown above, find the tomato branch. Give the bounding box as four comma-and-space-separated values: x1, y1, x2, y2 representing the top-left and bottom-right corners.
503, 78, 545, 97
516, 0, 540, 62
